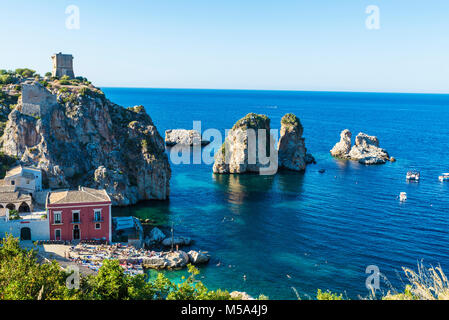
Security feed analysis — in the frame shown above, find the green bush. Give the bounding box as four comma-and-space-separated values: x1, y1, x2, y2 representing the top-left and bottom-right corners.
127, 105, 145, 113
316, 289, 344, 300
78, 87, 89, 96
0, 152, 17, 178
281, 113, 301, 129
232, 113, 270, 130
0, 74, 14, 85
15, 68, 36, 78
0, 91, 19, 107
8, 210, 21, 221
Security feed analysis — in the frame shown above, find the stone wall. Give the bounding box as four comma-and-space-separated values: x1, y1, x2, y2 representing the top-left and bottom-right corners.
19, 83, 57, 118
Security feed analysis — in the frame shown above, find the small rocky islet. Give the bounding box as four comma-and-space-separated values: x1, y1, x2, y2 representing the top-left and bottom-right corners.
330, 129, 393, 165
165, 129, 210, 146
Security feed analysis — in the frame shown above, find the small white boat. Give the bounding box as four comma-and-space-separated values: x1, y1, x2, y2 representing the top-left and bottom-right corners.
400, 192, 407, 202
439, 173, 449, 182
406, 171, 420, 181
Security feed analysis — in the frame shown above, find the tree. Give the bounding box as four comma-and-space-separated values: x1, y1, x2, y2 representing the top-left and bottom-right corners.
0, 74, 14, 85
83, 259, 129, 300
8, 209, 21, 220
14, 68, 36, 78
0, 234, 75, 300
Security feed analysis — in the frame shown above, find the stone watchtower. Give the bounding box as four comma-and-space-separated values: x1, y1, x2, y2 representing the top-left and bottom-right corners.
51, 52, 75, 78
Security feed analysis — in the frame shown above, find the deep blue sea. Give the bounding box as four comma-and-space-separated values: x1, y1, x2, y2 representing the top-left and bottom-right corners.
103, 88, 449, 299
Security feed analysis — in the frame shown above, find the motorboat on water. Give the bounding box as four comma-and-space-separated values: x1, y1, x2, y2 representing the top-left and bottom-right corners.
439, 173, 449, 182
399, 192, 407, 202
406, 171, 420, 182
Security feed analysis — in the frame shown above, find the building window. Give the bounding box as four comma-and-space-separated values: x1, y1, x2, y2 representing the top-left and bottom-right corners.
54, 212, 61, 224
72, 211, 80, 223
94, 209, 102, 222
11, 180, 15, 185
95, 223, 101, 230
55, 229, 61, 240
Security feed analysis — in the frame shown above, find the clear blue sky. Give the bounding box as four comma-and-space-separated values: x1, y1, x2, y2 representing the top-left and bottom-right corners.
1, 1, 448, 93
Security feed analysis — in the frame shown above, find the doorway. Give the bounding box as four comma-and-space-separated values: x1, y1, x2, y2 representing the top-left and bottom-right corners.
73, 225, 80, 240
20, 227, 31, 241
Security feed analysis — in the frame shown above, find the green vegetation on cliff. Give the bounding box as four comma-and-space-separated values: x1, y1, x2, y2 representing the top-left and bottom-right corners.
232, 113, 270, 130
0, 91, 19, 108
0, 152, 17, 178
281, 113, 301, 129
0, 68, 37, 84
14, 68, 37, 78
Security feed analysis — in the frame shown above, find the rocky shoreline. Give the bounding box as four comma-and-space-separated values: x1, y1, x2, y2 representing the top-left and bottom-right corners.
68, 242, 210, 273
141, 225, 210, 269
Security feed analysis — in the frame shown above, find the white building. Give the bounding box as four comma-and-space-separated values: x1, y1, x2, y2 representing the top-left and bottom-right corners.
0, 165, 43, 194
0, 208, 49, 241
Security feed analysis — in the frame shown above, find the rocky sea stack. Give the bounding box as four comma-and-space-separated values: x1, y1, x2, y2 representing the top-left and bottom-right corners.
212, 113, 275, 174
213, 112, 314, 174
278, 113, 314, 171
0, 76, 170, 206
330, 129, 391, 165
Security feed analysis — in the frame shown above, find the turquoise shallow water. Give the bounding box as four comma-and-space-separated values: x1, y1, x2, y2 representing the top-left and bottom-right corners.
104, 88, 449, 299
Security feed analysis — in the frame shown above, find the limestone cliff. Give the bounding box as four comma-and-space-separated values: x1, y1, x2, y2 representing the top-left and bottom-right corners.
0, 79, 170, 206
277, 113, 311, 171
213, 113, 276, 174
330, 129, 352, 158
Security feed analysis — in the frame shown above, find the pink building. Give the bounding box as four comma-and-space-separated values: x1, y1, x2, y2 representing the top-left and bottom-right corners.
47, 187, 112, 242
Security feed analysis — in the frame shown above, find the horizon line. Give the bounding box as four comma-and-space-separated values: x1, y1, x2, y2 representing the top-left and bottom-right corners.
98, 86, 449, 96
